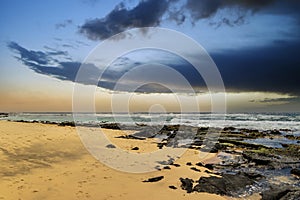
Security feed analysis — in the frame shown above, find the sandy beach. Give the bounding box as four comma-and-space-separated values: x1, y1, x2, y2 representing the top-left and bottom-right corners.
0, 121, 229, 200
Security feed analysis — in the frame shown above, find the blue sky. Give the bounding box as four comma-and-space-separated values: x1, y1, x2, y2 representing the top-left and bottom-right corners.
1, 0, 300, 112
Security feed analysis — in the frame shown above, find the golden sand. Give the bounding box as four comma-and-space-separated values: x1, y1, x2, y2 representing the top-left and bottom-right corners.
0, 121, 229, 200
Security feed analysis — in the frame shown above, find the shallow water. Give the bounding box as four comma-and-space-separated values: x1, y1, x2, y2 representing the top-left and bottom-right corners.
244, 137, 299, 148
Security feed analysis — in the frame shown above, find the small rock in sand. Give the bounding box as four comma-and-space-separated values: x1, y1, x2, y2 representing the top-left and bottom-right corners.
143, 176, 164, 182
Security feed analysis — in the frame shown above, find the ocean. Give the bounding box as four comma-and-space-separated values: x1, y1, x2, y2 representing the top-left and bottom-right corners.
2, 112, 300, 132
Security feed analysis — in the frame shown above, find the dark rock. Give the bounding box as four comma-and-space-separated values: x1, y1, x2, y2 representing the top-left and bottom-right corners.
115, 135, 146, 140
143, 176, 164, 182
261, 186, 291, 200
242, 153, 271, 166
186, 162, 192, 166
291, 168, 300, 177
204, 170, 220, 175
193, 173, 256, 196
219, 139, 267, 149
160, 125, 180, 132
280, 128, 291, 132
280, 190, 300, 200
281, 143, 289, 148
270, 130, 281, 135
58, 121, 75, 127
285, 135, 300, 140
223, 127, 236, 131
171, 163, 180, 167
195, 162, 204, 167
0, 112, 8, 118
131, 147, 139, 150
180, 178, 194, 193
133, 130, 157, 138
157, 142, 165, 149
190, 139, 203, 146
106, 144, 116, 148
190, 167, 201, 172
100, 123, 120, 130
204, 164, 214, 170
163, 166, 171, 170
169, 185, 177, 190
198, 127, 209, 131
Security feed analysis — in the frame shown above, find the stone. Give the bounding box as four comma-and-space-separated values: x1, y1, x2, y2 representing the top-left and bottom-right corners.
291, 168, 300, 177
190, 167, 201, 172
193, 173, 256, 196
106, 144, 116, 148
179, 178, 194, 193
169, 185, 177, 190
143, 176, 164, 182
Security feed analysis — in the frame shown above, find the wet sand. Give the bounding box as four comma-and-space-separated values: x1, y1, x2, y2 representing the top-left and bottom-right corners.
0, 121, 228, 200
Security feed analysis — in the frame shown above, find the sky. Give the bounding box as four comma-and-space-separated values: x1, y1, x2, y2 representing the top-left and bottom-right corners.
0, 0, 300, 113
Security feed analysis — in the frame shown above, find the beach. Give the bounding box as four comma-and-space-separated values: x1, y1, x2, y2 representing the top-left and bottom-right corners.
0, 121, 228, 200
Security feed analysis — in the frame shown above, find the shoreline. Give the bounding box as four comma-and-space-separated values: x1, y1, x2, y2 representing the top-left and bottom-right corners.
1, 120, 299, 199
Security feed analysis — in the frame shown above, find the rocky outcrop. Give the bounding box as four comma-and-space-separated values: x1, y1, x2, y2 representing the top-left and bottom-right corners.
193, 172, 260, 196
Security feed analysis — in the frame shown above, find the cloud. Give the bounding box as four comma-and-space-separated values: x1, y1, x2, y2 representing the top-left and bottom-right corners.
211, 40, 300, 95
79, 0, 170, 40
55, 19, 73, 29
7, 42, 99, 84
7, 41, 300, 96
185, 0, 300, 27
256, 97, 300, 103
79, 0, 300, 40
7, 42, 206, 93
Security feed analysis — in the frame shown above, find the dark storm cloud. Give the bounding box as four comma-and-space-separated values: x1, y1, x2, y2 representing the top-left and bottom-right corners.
79, 0, 300, 40
7, 42, 100, 84
211, 40, 300, 95
185, 0, 300, 26
79, 0, 170, 40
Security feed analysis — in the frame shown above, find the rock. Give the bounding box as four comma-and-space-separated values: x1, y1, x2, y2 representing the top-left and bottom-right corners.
291, 168, 300, 177
106, 144, 116, 148
157, 142, 165, 149
179, 178, 194, 193
132, 130, 157, 138
223, 127, 236, 131
115, 135, 146, 140
270, 130, 281, 135
186, 162, 192, 166
280, 190, 300, 200
242, 152, 271, 166
0, 112, 8, 118
58, 121, 75, 127
163, 166, 171, 170
171, 163, 180, 167
190, 167, 201, 172
100, 123, 121, 130
204, 164, 214, 170
193, 173, 256, 196
195, 162, 204, 167
143, 176, 164, 182
198, 127, 209, 131
169, 185, 177, 190
261, 186, 291, 200
131, 147, 139, 150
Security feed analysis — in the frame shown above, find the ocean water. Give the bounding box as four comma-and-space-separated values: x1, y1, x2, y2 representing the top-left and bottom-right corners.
2, 112, 300, 132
